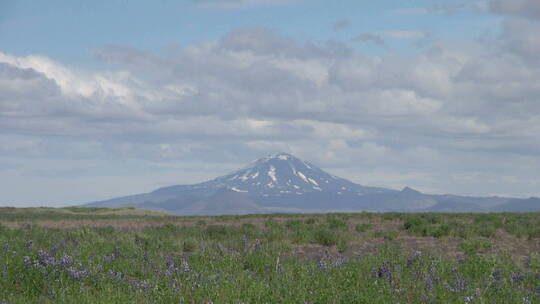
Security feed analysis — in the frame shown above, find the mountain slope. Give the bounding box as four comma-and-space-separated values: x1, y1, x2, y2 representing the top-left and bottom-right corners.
83, 153, 538, 214
491, 197, 540, 212
152, 153, 392, 197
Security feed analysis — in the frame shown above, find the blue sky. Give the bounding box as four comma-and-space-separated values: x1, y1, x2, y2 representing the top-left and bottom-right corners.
1, 0, 540, 206
1, 0, 499, 63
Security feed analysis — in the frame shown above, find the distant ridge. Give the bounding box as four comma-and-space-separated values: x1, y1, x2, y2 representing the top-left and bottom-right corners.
83, 153, 540, 214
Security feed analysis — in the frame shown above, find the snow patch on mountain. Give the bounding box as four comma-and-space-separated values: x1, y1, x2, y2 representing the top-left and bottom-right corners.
231, 187, 247, 193
307, 177, 319, 186
168, 152, 394, 199
296, 171, 309, 184
268, 166, 277, 182
277, 154, 290, 160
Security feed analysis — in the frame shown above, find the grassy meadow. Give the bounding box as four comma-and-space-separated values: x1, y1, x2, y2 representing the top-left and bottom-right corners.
0, 207, 539, 303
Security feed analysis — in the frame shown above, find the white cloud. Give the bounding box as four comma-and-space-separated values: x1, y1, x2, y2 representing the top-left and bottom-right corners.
2, 22, 540, 203
0, 53, 134, 100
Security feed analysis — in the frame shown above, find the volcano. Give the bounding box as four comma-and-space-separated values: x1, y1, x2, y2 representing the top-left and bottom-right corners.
83, 153, 540, 214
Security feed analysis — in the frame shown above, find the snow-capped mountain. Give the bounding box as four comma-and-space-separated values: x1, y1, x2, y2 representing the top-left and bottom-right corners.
195, 153, 389, 197
83, 153, 540, 214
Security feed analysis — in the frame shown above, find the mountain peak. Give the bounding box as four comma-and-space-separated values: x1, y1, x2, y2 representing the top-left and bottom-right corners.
271, 152, 293, 159
401, 186, 421, 195
247, 152, 316, 172
258, 152, 298, 162
203, 152, 391, 198
146, 153, 393, 201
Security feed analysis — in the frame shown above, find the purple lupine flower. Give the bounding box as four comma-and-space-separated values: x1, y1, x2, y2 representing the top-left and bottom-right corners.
253, 239, 262, 250
37, 249, 56, 267
464, 288, 480, 303
242, 234, 249, 249
60, 254, 73, 267
523, 256, 531, 268
406, 256, 415, 268
491, 269, 502, 281
25, 240, 34, 249
113, 247, 121, 259
276, 260, 284, 274
407, 250, 423, 268
164, 256, 178, 275
181, 257, 191, 273
454, 274, 467, 292
131, 279, 152, 292
318, 259, 327, 271
511, 272, 524, 284
108, 270, 123, 280
407, 251, 422, 267
67, 267, 89, 280
217, 243, 227, 254
446, 273, 467, 293
333, 256, 346, 268
427, 260, 440, 288
103, 247, 122, 263
23, 256, 33, 269
429, 260, 437, 274
425, 275, 434, 292
373, 262, 393, 285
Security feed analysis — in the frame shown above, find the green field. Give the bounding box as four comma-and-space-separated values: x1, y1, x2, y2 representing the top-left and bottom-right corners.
0, 208, 539, 303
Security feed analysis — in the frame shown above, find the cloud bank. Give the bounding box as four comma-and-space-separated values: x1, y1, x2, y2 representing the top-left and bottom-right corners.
490, 0, 540, 19
1, 12, 540, 204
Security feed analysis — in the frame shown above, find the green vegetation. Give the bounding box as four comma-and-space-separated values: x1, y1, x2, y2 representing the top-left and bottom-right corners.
460, 239, 493, 256
0, 206, 171, 221
0, 209, 539, 303
354, 223, 373, 233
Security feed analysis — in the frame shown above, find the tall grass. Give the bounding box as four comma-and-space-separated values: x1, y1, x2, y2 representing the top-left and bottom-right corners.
0, 211, 539, 302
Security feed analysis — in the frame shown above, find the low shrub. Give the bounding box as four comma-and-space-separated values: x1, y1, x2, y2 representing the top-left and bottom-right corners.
205, 225, 233, 239
430, 224, 451, 238
326, 217, 347, 231
460, 239, 493, 255
182, 239, 197, 252
304, 218, 317, 225
527, 227, 540, 240
475, 225, 497, 238
313, 229, 339, 246
354, 223, 373, 233
373, 230, 399, 240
